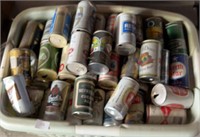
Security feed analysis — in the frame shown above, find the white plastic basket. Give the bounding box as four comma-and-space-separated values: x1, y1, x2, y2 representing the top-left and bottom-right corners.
0, 4, 200, 137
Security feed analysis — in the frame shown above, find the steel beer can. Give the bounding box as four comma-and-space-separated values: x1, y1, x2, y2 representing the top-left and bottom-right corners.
41, 20, 52, 44
146, 105, 186, 124
67, 31, 91, 75
88, 30, 113, 75
139, 39, 162, 83
72, 75, 95, 119
169, 53, 189, 88
49, 7, 71, 48
160, 49, 170, 84
115, 13, 136, 55
106, 14, 117, 36
151, 83, 193, 109
98, 52, 120, 90
72, 0, 96, 34
94, 14, 106, 31
104, 77, 139, 120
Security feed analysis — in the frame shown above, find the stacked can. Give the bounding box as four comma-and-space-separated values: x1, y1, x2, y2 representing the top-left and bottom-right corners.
94, 14, 106, 31
106, 14, 118, 36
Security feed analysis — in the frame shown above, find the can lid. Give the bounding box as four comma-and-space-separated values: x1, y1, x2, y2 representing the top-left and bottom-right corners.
67, 62, 87, 76
151, 83, 167, 106
88, 62, 109, 75
142, 39, 161, 45
93, 30, 113, 37
49, 34, 67, 48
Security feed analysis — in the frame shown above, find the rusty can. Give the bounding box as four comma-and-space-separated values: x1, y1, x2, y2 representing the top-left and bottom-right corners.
104, 77, 139, 120
151, 83, 193, 109
139, 39, 162, 84
94, 14, 106, 31
106, 14, 117, 36
146, 105, 187, 124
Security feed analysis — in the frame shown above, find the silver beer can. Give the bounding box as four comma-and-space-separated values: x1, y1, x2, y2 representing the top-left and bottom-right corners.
104, 77, 139, 120
94, 14, 106, 31
115, 13, 136, 56
41, 20, 52, 44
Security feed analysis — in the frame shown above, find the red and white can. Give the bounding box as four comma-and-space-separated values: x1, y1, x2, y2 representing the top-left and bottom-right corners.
146, 105, 186, 124
151, 83, 193, 109
104, 77, 139, 120
106, 14, 117, 36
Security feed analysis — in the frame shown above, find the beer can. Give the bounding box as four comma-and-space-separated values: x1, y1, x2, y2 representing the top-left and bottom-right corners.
9, 48, 31, 85
88, 30, 113, 75
145, 16, 164, 46
115, 13, 136, 55
67, 31, 91, 75
94, 14, 106, 31
30, 51, 38, 79
136, 15, 143, 46
37, 42, 60, 82
98, 52, 120, 90
146, 105, 186, 124
72, 75, 95, 119
104, 77, 139, 120
160, 49, 170, 84
49, 7, 72, 48
72, 0, 96, 34
169, 53, 189, 88
3, 74, 34, 116
121, 48, 140, 79
139, 39, 162, 84
106, 14, 117, 36
151, 83, 193, 109
41, 20, 52, 44
58, 44, 76, 83
83, 88, 105, 125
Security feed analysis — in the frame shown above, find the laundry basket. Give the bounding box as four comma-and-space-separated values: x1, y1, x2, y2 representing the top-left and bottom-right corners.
0, 4, 200, 137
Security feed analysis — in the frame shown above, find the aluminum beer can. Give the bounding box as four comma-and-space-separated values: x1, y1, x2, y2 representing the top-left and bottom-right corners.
41, 20, 52, 44
136, 15, 143, 46
37, 42, 60, 82
160, 49, 170, 84
169, 53, 189, 88
115, 13, 136, 55
104, 77, 139, 120
98, 52, 120, 90
72, 0, 96, 34
94, 14, 106, 31
72, 75, 95, 119
83, 88, 105, 125
106, 14, 117, 36
9, 48, 31, 85
139, 39, 162, 84
67, 31, 91, 75
58, 44, 76, 83
88, 30, 113, 75
151, 83, 193, 109
146, 105, 186, 124
49, 7, 71, 48
3, 74, 34, 116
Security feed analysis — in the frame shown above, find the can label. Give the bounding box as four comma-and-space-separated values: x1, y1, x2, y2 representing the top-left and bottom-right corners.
123, 21, 134, 33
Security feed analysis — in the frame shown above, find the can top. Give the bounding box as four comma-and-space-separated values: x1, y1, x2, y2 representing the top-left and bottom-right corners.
145, 16, 163, 21
123, 76, 140, 86
165, 21, 183, 28
151, 83, 167, 105
93, 30, 113, 37
142, 39, 161, 45
117, 12, 136, 21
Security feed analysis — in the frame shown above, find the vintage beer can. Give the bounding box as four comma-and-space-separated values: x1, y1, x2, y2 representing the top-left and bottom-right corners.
145, 17, 164, 46
9, 48, 31, 85
49, 7, 72, 48
136, 15, 144, 46
106, 14, 117, 36
67, 31, 91, 75
72, 75, 95, 119
83, 88, 105, 125
104, 77, 139, 120
115, 13, 136, 55
94, 14, 106, 31
151, 83, 193, 109
139, 39, 162, 84
98, 52, 120, 90
160, 49, 170, 84
169, 53, 189, 88
41, 20, 52, 44
165, 21, 187, 54
121, 48, 140, 79
88, 30, 113, 74
3, 74, 34, 116
146, 105, 187, 124
37, 42, 60, 82
30, 51, 38, 79
58, 44, 76, 83
72, 0, 96, 34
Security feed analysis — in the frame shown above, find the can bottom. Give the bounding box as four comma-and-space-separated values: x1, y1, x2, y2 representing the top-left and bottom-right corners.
49, 34, 67, 48
37, 69, 57, 82
88, 62, 109, 75
116, 43, 136, 56
72, 111, 93, 120
98, 79, 117, 90
67, 62, 87, 76
104, 107, 123, 120
139, 76, 159, 84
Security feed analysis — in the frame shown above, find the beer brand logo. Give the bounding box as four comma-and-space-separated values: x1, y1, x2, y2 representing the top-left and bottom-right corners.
38, 46, 50, 69
170, 86, 188, 96
166, 104, 184, 109
161, 106, 171, 116
59, 64, 64, 72
170, 62, 186, 79
138, 52, 154, 66
123, 88, 135, 107
68, 48, 74, 55
132, 94, 141, 104
123, 21, 135, 33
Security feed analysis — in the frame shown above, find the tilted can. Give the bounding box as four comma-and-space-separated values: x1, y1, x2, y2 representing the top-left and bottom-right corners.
3, 74, 34, 116
160, 49, 170, 84
106, 14, 117, 36
67, 31, 91, 75
72, 0, 96, 34
151, 83, 193, 109
83, 88, 105, 125
94, 14, 106, 31
41, 20, 52, 44
88, 30, 113, 75
139, 39, 162, 84
98, 52, 120, 90
49, 7, 72, 48
72, 75, 95, 119
169, 53, 189, 88
115, 13, 136, 55
104, 77, 139, 120
146, 105, 186, 124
